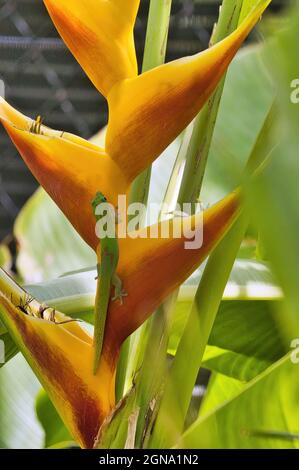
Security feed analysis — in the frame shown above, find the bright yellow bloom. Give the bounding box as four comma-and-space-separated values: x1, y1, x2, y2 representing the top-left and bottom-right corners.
0, 0, 269, 449
105, 190, 241, 348
43, 0, 139, 97
0, 189, 240, 448
44, 0, 271, 179
106, 0, 272, 180
0, 98, 128, 250
0, 1, 270, 245
0, 270, 114, 449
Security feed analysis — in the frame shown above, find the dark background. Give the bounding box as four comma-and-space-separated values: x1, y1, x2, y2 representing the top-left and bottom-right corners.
0, 0, 287, 241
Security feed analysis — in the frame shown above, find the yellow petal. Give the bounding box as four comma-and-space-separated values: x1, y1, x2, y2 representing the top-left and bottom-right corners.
103, 189, 241, 351
0, 98, 129, 250
43, 0, 139, 97
106, 0, 271, 181
0, 270, 116, 448
0, 189, 240, 446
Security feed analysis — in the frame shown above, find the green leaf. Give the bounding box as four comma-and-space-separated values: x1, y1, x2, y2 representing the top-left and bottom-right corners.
14, 187, 96, 282
181, 258, 282, 300
202, 344, 278, 383
2, 257, 283, 376
25, 268, 97, 324
202, 45, 274, 202
168, 259, 285, 381
26, 257, 281, 327
24, 258, 285, 383
0, 245, 12, 270
199, 372, 245, 417
0, 332, 19, 369
0, 355, 43, 448
177, 354, 299, 449
246, 3, 299, 340
148, 44, 274, 210
206, 300, 285, 377
35, 389, 72, 448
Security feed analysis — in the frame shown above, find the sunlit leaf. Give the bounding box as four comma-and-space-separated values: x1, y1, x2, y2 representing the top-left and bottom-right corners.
0, 245, 12, 271
202, 44, 274, 202
177, 354, 299, 449
35, 389, 72, 448
199, 372, 245, 417
15, 188, 96, 283
246, 3, 299, 339
0, 355, 43, 448
26, 259, 285, 382
0, 332, 19, 369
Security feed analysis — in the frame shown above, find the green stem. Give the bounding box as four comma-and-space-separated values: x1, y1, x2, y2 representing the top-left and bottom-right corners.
133, 296, 176, 447
149, 104, 276, 449
116, 0, 173, 400
178, 0, 243, 204
146, 0, 245, 448
128, 0, 173, 212
142, 0, 173, 74
132, 0, 244, 449
162, 124, 194, 213
149, 214, 247, 448
115, 337, 131, 402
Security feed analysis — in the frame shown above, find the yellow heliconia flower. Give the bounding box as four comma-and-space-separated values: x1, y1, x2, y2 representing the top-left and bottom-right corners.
43, 0, 139, 97
106, 0, 272, 180
44, 0, 271, 179
0, 1, 270, 246
104, 189, 241, 349
0, 98, 128, 250
0, 189, 240, 448
0, 270, 115, 449
0, 0, 270, 448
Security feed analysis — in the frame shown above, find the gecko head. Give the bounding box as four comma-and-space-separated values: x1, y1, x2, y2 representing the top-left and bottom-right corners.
92, 191, 107, 213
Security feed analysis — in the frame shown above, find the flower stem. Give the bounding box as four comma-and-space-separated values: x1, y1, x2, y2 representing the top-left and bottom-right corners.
150, 101, 275, 450
129, 0, 245, 450
148, 0, 246, 449
128, 0, 173, 212
178, 0, 244, 205
116, 0, 173, 400
142, 0, 173, 74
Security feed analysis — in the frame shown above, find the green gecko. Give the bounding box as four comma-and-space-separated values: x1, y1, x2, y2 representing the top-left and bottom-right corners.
92, 191, 127, 374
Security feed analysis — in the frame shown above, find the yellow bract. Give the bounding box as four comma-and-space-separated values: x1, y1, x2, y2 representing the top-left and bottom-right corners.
0, 271, 115, 449
0, 1, 270, 247
0, 0, 271, 449
0, 98, 129, 250
106, 0, 272, 180
0, 189, 240, 447
43, 0, 140, 97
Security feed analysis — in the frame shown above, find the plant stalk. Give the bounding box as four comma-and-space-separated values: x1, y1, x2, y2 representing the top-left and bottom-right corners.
150, 102, 276, 449
116, 0, 173, 400
128, 0, 173, 212
134, 0, 244, 449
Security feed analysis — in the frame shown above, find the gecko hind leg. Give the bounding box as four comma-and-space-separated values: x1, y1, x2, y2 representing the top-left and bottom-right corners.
112, 274, 127, 305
